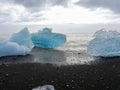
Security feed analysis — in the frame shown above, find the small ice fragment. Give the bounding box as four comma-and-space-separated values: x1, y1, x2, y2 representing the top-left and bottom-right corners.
32, 85, 55, 90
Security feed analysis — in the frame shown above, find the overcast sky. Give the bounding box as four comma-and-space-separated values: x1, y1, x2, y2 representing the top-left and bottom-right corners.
0, 0, 120, 33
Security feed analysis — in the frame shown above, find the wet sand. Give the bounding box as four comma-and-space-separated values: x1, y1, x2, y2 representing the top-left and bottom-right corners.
0, 47, 94, 65
0, 53, 120, 90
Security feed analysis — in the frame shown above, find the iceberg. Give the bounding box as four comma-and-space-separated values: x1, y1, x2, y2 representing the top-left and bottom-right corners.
0, 27, 34, 57
32, 85, 55, 90
31, 27, 66, 48
87, 29, 120, 57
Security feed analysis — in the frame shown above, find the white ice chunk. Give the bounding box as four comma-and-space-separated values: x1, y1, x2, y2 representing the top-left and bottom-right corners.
0, 27, 34, 57
32, 85, 55, 90
87, 29, 120, 57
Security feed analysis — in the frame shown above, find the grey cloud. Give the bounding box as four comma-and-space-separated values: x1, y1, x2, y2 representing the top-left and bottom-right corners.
10, 0, 69, 11
0, 11, 14, 24
76, 0, 120, 13
0, 0, 69, 24
13, 0, 68, 7
18, 13, 46, 22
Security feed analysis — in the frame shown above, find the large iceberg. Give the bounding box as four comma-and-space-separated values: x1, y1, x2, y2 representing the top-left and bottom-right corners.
0, 27, 34, 57
87, 29, 120, 57
31, 28, 66, 48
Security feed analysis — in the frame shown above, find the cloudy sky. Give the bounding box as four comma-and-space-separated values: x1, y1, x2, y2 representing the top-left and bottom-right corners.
0, 0, 120, 33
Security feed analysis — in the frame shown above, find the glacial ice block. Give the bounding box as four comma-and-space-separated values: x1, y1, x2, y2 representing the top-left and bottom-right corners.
87, 29, 120, 57
10, 27, 34, 50
31, 28, 66, 48
0, 27, 34, 57
32, 85, 55, 90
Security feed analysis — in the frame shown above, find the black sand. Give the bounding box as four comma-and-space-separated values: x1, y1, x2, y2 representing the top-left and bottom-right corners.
0, 58, 120, 90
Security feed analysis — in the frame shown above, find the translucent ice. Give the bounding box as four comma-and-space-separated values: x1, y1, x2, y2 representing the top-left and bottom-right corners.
32, 85, 55, 90
0, 27, 34, 57
87, 29, 120, 57
10, 27, 33, 50
31, 27, 66, 48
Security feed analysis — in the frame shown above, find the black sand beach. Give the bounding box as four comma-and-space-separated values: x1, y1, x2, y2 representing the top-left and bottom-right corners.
0, 37, 120, 90
0, 54, 120, 90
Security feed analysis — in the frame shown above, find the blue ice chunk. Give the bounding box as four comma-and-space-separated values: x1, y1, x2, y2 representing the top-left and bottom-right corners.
87, 29, 120, 57
31, 28, 66, 48
10, 27, 34, 50
0, 27, 34, 57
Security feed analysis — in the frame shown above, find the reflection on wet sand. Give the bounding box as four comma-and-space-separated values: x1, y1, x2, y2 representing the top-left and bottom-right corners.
31, 47, 66, 64
91, 56, 120, 65
0, 55, 34, 64
0, 47, 66, 65
0, 48, 120, 65
0, 47, 120, 65
0, 47, 97, 65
